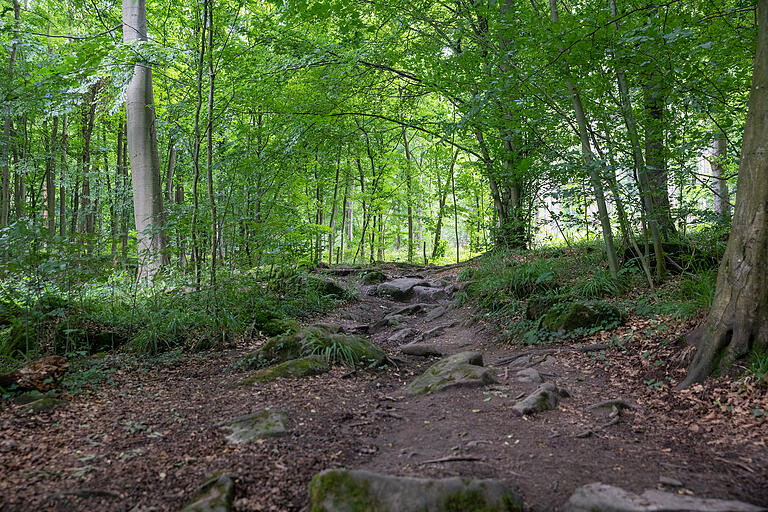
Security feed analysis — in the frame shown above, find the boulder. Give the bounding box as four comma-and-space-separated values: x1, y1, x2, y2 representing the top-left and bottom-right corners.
361, 270, 387, 285
525, 295, 564, 321
307, 275, 348, 298
261, 318, 301, 337
412, 286, 447, 303
541, 301, 624, 332
514, 367, 543, 383
240, 356, 329, 384
377, 278, 430, 301
223, 409, 289, 443
308, 469, 522, 512
511, 383, 568, 416
239, 325, 386, 369
401, 343, 443, 357
564, 483, 766, 512
182, 474, 235, 512
407, 351, 497, 395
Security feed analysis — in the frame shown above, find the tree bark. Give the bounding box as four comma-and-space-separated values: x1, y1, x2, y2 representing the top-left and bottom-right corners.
549, 0, 619, 278
0, 0, 20, 227
680, 0, 768, 386
643, 76, 676, 239
403, 127, 415, 262
711, 133, 731, 220
59, 115, 68, 238
206, 0, 217, 285
123, 0, 168, 280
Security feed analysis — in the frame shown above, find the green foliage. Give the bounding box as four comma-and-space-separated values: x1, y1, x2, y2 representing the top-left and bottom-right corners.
570, 269, 627, 299
747, 350, 768, 380
456, 267, 475, 282
468, 252, 556, 313
635, 271, 717, 319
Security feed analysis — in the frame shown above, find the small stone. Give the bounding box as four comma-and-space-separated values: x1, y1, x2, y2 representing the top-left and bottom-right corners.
223, 410, 289, 443
182, 474, 235, 512
659, 476, 684, 487
511, 383, 567, 416
514, 368, 543, 383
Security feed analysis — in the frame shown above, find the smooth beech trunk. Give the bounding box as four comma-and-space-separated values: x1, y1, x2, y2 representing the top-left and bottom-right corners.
123, 0, 167, 279
680, 0, 768, 386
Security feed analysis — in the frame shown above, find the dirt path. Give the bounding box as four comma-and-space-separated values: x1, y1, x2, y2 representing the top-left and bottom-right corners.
1, 264, 766, 511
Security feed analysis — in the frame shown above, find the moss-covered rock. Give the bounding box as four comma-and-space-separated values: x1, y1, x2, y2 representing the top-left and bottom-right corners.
261, 318, 301, 337
22, 397, 64, 413
223, 409, 289, 443
525, 294, 568, 321
541, 301, 624, 332
361, 270, 387, 285
240, 356, 329, 384
307, 275, 348, 298
239, 324, 386, 370
182, 474, 235, 512
308, 469, 523, 512
407, 351, 497, 395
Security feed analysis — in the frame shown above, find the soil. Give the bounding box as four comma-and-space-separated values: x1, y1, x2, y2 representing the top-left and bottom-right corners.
1, 263, 766, 511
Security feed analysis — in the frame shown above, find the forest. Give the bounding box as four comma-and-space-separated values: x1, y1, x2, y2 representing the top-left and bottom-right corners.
0, 0, 767, 510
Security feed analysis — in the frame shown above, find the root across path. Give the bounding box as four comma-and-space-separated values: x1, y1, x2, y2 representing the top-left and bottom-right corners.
1, 264, 766, 511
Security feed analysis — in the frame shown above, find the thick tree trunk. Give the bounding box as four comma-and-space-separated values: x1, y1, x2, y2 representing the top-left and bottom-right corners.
711, 133, 731, 220
680, 0, 768, 386
643, 77, 676, 239
123, 0, 168, 279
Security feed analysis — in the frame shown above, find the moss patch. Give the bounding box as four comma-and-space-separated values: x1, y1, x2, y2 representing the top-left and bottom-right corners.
240, 356, 329, 384
309, 470, 377, 512
541, 301, 624, 333
261, 318, 301, 337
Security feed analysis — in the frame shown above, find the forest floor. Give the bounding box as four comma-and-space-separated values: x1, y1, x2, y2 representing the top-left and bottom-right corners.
1, 263, 767, 511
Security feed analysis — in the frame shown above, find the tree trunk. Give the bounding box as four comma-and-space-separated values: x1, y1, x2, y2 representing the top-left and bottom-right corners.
206, 0, 218, 285
0, 0, 19, 227
643, 77, 676, 239
609, 0, 666, 280
328, 151, 342, 264
44, 117, 58, 236
711, 133, 731, 220
59, 115, 68, 238
680, 0, 768, 386
123, 0, 168, 280
549, 0, 619, 278
120, 121, 129, 260
403, 127, 415, 262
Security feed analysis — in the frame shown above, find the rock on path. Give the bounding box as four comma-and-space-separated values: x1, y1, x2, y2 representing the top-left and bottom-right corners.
564, 483, 767, 512
309, 469, 523, 512
407, 351, 497, 395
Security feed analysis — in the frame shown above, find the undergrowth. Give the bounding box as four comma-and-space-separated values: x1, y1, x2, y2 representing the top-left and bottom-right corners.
0, 267, 344, 370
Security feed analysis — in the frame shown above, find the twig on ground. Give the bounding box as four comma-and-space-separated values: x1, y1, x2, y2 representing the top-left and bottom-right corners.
419, 455, 484, 465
